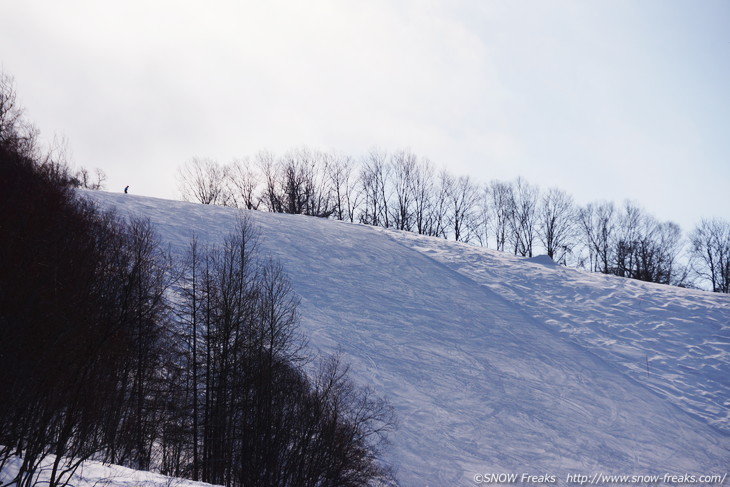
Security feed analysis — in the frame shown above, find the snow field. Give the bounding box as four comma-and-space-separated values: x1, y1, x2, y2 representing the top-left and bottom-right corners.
80, 191, 729, 486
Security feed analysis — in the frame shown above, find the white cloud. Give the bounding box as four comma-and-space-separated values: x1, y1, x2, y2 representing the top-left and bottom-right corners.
1, 0, 728, 229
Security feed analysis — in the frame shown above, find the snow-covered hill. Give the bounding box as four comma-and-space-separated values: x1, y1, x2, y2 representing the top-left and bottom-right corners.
75, 191, 730, 485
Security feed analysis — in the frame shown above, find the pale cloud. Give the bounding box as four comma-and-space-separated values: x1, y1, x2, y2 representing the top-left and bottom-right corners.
1, 0, 727, 231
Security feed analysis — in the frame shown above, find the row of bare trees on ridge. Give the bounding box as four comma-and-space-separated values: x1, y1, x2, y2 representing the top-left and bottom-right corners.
177, 148, 729, 292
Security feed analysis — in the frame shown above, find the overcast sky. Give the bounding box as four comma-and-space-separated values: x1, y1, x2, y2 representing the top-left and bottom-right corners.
2, 0, 728, 232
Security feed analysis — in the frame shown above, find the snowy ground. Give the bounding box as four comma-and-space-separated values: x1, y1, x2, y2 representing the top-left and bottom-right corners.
391, 230, 730, 433
17, 191, 729, 487
0, 454, 219, 487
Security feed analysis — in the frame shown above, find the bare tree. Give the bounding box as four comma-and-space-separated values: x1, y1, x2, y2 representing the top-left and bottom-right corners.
281, 149, 310, 215
471, 183, 491, 247
258, 150, 283, 212
226, 157, 260, 209
609, 202, 684, 284
508, 177, 539, 257
538, 188, 576, 264
579, 201, 616, 273
259, 147, 334, 217
73, 166, 107, 190
171, 236, 207, 480
0, 72, 26, 149
447, 175, 479, 242
0, 73, 19, 135
649, 220, 683, 285
389, 149, 417, 231
613, 201, 643, 278
488, 181, 514, 252
690, 219, 730, 293
359, 149, 391, 227
325, 152, 360, 222
177, 157, 227, 205
411, 158, 435, 235
424, 169, 451, 239
280, 147, 333, 217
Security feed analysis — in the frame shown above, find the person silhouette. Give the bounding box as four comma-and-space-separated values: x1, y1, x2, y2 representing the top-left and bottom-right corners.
124, 185, 129, 194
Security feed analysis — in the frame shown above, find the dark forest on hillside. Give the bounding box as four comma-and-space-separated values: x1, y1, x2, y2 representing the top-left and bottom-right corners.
0, 73, 395, 487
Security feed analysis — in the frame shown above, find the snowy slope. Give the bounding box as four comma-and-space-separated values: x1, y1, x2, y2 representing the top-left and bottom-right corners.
81, 191, 729, 486
391, 231, 730, 433
0, 454, 219, 487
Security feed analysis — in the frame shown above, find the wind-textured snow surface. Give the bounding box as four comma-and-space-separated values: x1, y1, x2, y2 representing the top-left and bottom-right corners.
83, 191, 729, 486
